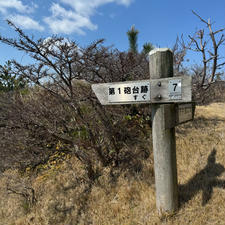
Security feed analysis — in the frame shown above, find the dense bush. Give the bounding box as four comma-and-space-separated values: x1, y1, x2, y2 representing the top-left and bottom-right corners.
0, 21, 224, 179
0, 21, 151, 178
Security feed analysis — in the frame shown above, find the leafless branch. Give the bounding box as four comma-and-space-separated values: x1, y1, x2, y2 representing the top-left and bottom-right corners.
188, 11, 225, 87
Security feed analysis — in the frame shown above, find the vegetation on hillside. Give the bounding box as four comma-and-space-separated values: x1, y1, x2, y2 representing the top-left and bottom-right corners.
0, 103, 224, 225
0, 60, 28, 92
0, 20, 151, 178
0, 11, 224, 225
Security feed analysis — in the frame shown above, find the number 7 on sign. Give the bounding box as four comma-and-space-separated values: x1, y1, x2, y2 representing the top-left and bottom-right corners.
173, 83, 177, 91
168, 79, 182, 100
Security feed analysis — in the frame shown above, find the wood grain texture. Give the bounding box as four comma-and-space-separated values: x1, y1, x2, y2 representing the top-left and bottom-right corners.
150, 48, 178, 214
165, 102, 195, 129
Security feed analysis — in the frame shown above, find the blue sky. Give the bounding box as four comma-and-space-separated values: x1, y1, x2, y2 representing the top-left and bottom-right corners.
0, 0, 224, 67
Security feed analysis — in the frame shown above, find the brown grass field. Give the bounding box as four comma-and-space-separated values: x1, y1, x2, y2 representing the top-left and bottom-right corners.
0, 102, 225, 225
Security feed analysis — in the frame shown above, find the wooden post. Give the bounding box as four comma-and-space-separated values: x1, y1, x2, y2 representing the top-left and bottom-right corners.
92, 47, 193, 214
149, 48, 178, 214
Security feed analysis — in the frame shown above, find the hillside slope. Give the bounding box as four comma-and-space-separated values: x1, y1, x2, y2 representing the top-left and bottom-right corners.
0, 103, 224, 225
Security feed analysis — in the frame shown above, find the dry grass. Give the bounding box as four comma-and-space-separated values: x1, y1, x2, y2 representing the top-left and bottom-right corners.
0, 103, 225, 225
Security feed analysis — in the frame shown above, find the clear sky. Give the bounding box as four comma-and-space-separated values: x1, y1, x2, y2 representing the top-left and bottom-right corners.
0, 0, 224, 67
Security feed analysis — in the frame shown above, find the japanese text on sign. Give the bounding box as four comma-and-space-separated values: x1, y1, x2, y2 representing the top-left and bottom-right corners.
108, 82, 150, 103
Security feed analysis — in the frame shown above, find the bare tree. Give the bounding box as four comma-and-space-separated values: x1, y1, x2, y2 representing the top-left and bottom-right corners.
187, 11, 225, 88
172, 35, 189, 76
0, 20, 150, 177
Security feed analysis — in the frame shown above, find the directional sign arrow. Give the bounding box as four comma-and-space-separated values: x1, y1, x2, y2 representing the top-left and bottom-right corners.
92, 80, 151, 105
91, 75, 192, 105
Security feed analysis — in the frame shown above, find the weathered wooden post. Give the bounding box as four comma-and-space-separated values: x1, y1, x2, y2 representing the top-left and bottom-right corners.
91, 47, 194, 215
149, 48, 178, 214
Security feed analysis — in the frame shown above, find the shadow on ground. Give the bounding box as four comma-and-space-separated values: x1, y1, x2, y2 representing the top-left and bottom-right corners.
179, 148, 225, 207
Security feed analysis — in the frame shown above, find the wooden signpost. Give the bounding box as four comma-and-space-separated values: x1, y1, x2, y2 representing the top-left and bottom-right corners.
91, 76, 192, 105
92, 48, 195, 215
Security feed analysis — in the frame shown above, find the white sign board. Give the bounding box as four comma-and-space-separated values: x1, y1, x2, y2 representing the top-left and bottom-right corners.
92, 76, 192, 105
108, 81, 150, 103
168, 79, 182, 100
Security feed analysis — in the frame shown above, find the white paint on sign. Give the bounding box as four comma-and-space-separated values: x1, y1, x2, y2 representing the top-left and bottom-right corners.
168, 79, 182, 100
108, 81, 150, 103
92, 76, 191, 105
